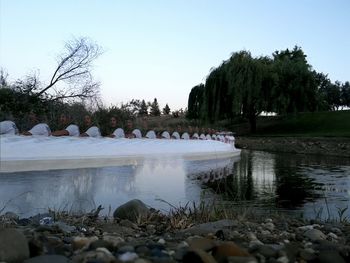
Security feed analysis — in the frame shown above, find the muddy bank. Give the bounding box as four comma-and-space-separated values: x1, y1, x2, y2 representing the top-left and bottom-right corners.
235, 137, 350, 157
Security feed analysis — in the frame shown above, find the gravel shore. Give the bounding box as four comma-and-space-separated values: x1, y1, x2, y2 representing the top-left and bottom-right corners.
1, 199, 349, 263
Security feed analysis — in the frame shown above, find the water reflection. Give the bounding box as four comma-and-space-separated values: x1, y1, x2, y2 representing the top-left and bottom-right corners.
1, 151, 349, 220
205, 150, 350, 219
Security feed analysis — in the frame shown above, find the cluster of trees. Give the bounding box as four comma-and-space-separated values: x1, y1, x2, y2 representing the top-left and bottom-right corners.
187, 46, 350, 132
120, 99, 171, 117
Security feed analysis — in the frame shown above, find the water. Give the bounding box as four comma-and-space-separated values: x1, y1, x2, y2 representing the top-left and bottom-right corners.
0, 150, 349, 220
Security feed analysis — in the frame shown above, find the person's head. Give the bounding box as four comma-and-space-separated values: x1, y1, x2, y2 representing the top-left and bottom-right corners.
110, 116, 118, 128
59, 113, 71, 126
126, 119, 134, 130
28, 111, 38, 124
188, 126, 193, 134
177, 125, 182, 133
84, 115, 92, 127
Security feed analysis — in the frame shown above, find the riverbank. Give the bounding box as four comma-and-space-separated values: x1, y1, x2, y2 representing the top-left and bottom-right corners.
1, 199, 349, 263
235, 136, 350, 157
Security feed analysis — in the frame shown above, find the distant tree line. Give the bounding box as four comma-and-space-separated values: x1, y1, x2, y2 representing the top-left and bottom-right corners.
187, 46, 350, 132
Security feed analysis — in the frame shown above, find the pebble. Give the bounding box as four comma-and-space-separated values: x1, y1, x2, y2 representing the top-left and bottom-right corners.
119, 252, 139, 262
304, 229, 327, 241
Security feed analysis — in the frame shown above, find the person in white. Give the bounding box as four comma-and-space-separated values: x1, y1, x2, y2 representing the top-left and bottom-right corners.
108, 116, 125, 138
206, 134, 212, 140
132, 129, 142, 139
171, 131, 180, 139
145, 130, 156, 139
22, 112, 51, 136
0, 120, 18, 135
181, 132, 190, 140
161, 131, 170, 139
80, 115, 101, 137
51, 113, 79, 137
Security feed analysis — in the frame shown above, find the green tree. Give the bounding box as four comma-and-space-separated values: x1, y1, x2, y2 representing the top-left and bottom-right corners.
162, 103, 170, 115
187, 84, 204, 119
149, 98, 161, 116
139, 99, 148, 116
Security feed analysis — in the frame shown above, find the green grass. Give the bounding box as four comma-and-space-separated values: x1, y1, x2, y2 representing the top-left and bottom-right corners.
253, 110, 350, 137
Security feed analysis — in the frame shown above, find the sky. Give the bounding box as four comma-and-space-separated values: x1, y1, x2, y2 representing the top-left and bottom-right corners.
1, 0, 349, 110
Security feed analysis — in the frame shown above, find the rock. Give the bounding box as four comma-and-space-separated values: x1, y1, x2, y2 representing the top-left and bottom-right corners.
24, 255, 71, 263
262, 222, 275, 231
102, 235, 124, 248
120, 219, 139, 229
182, 249, 217, 263
300, 248, 316, 261
71, 236, 98, 250
317, 250, 346, 263
182, 219, 238, 235
54, 221, 76, 234
0, 228, 30, 263
3, 211, 19, 221
227, 256, 258, 263
113, 199, 150, 222
327, 232, 338, 240
118, 252, 139, 262
158, 238, 166, 245
304, 229, 326, 241
212, 241, 250, 262
186, 237, 216, 251
256, 245, 278, 258
72, 247, 116, 263
118, 245, 135, 253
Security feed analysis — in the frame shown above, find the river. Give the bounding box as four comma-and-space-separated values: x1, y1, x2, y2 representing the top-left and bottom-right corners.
0, 150, 349, 220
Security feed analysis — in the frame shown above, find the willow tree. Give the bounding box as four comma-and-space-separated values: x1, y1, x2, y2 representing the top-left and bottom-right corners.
187, 84, 204, 119
226, 51, 273, 133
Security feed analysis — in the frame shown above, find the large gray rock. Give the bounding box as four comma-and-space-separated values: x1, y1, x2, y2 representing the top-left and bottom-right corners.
113, 199, 149, 222
304, 229, 326, 241
0, 228, 30, 263
24, 255, 71, 263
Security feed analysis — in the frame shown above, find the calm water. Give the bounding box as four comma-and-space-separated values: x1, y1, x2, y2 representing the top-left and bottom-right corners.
0, 150, 349, 219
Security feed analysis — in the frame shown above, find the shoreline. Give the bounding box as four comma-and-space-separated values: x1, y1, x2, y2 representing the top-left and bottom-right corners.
1, 199, 350, 263
235, 136, 350, 158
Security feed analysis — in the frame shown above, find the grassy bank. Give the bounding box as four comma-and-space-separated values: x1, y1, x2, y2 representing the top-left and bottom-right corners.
231, 110, 350, 137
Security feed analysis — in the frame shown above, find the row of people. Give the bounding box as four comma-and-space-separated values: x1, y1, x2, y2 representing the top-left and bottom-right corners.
0, 114, 234, 142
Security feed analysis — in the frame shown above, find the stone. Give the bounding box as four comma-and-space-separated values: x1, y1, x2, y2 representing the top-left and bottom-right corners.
0, 228, 30, 263
113, 199, 150, 222
102, 235, 124, 248
304, 229, 326, 241
118, 245, 135, 253
257, 245, 277, 258
227, 256, 258, 263
182, 219, 238, 235
24, 255, 71, 263
54, 221, 76, 234
182, 249, 217, 263
118, 252, 139, 262
300, 248, 316, 261
317, 250, 346, 263
186, 237, 216, 251
72, 247, 116, 263
71, 236, 98, 250
3, 211, 19, 221
212, 241, 250, 262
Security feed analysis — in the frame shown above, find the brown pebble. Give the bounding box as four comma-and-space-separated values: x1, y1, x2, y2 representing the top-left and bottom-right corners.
212, 241, 250, 262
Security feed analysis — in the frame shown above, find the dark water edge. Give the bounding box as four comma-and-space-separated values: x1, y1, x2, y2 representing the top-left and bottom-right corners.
203, 150, 350, 220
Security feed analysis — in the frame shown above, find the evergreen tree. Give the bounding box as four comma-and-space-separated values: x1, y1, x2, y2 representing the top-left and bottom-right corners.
150, 98, 161, 116
139, 99, 148, 116
162, 103, 171, 115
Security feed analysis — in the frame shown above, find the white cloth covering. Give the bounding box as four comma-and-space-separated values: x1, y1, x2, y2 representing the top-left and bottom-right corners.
181, 132, 190, 140
199, 134, 206, 140
191, 133, 199, 139
84, 126, 101, 137
171, 131, 180, 140
132, 129, 142, 139
0, 121, 18, 135
112, 128, 125, 138
212, 134, 217, 140
206, 134, 212, 140
65, 124, 80, 136
145, 130, 156, 139
29, 123, 51, 136
161, 131, 170, 139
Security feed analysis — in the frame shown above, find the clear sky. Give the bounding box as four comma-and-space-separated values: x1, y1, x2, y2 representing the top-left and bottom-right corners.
1, 0, 349, 110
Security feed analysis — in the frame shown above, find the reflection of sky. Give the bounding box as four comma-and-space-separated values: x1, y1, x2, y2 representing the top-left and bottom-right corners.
0, 158, 232, 217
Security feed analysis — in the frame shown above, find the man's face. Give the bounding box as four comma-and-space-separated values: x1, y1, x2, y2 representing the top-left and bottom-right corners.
60, 114, 68, 125
110, 117, 117, 128
126, 120, 133, 130
84, 115, 92, 126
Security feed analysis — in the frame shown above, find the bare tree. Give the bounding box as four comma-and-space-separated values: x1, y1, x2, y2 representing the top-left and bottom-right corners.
37, 37, 102, 101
